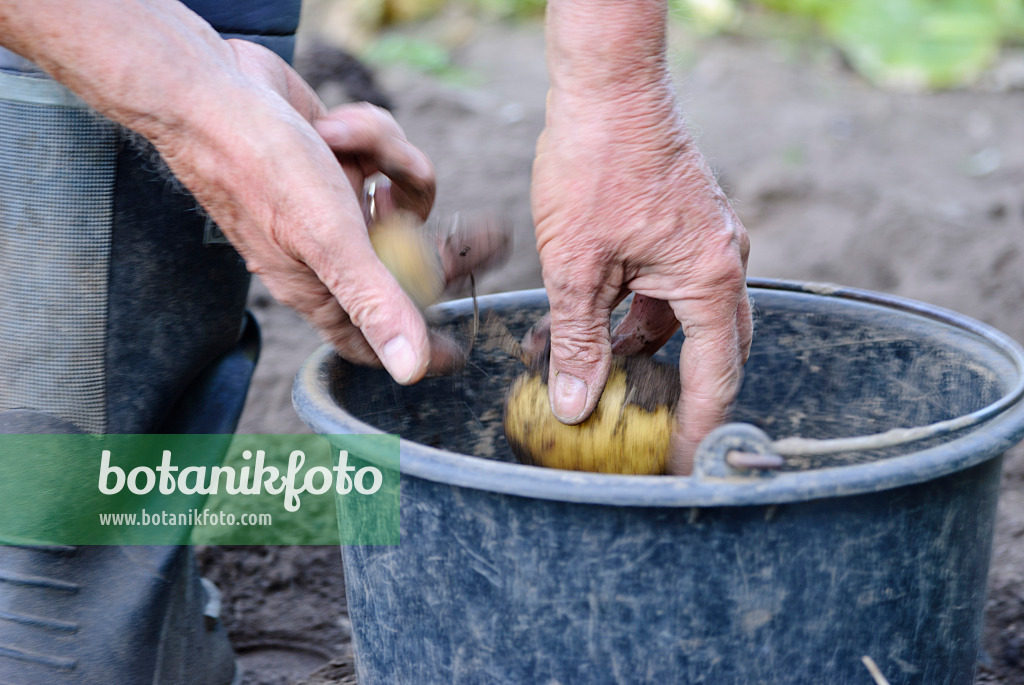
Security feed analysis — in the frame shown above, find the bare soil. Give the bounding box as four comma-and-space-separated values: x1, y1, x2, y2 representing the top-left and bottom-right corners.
200, 14, 1024, 684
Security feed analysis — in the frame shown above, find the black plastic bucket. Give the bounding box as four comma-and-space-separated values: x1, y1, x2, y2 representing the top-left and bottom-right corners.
293, 279, 1024, 684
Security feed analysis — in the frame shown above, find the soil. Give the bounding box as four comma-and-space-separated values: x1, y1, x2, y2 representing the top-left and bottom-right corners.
200, 11, 1024, 684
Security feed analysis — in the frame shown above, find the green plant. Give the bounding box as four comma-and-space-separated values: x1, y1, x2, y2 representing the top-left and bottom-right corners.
363, 35, 455, 74
674, 0, 1024, 89
819, 0, 1013, 89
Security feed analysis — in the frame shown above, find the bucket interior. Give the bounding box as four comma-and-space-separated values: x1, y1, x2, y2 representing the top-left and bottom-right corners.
325, 283, 1021, 472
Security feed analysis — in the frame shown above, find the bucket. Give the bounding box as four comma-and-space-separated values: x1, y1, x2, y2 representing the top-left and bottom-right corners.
292, 279, 1024, 684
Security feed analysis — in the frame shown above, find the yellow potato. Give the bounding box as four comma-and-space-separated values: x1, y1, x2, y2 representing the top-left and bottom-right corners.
369, 212, 444, 309
504, 356, 680, 475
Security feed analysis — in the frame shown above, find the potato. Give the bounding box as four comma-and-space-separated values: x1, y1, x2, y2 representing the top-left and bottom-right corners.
504, 355, 680, 475
369, 211, 445, 309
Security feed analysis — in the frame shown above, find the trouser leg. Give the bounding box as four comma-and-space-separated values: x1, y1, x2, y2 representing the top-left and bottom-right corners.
0, 63, 255, 685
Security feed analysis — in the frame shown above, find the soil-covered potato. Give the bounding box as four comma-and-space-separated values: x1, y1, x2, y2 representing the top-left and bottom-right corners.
504, 355, 680, 475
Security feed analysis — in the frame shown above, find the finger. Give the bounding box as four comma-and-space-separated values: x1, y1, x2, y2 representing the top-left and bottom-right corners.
737, 287, 753, 364
361, 175, 398, 225
544, 261, 620, 424
520, 313, 551, 364
298, 226, 434, 385
734, 219, 753, 364
274, 275, 465, 376
319, 317, 464, 377
256, 266, 384, 367
358, 164, 434, 224
426, 329, 468, 376
610, 295, 680, 357
314, 105, 435, 220
438, 214, 513, 294
316, 307, 383, 367
384, 172, 434, 222
668, 297, 746, 475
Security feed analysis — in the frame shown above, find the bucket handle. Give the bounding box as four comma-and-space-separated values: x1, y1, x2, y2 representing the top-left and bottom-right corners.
694, 278, 1024, 478
696, 376, 1024, 478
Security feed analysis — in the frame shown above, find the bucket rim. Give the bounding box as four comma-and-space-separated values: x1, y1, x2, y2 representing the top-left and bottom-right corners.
292, 279, 1024, 507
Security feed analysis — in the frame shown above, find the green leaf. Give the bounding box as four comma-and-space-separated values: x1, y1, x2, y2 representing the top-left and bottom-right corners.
822, 0, 1002, 89
747, 0, 1024, 89
363, 35, 456, 75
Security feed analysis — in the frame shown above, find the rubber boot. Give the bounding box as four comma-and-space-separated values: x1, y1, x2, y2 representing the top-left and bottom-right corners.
0, 316, 258, 685
0, 4, 303, 682
0, 544, 239, 685
0, 325, 256, 683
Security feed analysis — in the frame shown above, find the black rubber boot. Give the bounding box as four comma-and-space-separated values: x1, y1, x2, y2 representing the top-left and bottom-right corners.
0, 318, 258, 685
0, 544, 239, 685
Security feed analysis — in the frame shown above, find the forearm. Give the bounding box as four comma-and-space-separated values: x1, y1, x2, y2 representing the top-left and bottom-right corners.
545, 0, 673, 106
0, 0, 245, 144
542, 0, 695, 181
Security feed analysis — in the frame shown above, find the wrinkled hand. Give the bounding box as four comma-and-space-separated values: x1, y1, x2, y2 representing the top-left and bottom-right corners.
159, 40, 457, 381
0, 2, 491, 381
531, 86, 752, 474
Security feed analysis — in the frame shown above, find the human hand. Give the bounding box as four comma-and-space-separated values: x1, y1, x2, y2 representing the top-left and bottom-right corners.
0, 1, 509, 381
532, 84, 752, 475
180, 40, 462, 381
176, 41, 510, 378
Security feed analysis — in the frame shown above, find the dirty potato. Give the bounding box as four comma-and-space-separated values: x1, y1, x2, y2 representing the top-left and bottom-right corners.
504, 355, 680, 475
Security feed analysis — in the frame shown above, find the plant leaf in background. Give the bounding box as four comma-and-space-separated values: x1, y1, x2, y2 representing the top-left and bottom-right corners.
363, 34, 458, 75
387, 0, 449, 22
821, 0, 1004, 90
354, 0, 542, 81
675, 0, 1024, 89
670, 0, 740, 34
472, 0, 546, 19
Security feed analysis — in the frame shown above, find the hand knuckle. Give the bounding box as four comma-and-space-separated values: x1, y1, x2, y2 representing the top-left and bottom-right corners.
687, 368, 742, 406
550, 325, 608, 366
542, 252, 605, 294
335, 290, 377, 330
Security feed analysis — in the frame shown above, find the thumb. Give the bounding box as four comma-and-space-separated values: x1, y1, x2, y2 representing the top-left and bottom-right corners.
545, 277, 616, 425
314, 236, 433, 385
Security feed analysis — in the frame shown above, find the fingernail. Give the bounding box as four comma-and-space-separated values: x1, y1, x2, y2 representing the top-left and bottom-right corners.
552, 372, 588, 422
382, 335, 417, 384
